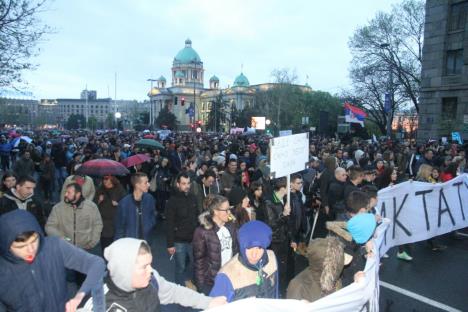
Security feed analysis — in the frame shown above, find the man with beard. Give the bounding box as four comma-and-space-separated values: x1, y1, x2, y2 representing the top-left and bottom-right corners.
46, 183, 103, 255
0, 175, 45, 228
13, 151, 35, 178
191, 170, 216, 214
166, 173, 199, 287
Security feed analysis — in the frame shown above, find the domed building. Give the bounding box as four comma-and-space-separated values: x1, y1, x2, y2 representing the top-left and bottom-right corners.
149, 39, 311, 130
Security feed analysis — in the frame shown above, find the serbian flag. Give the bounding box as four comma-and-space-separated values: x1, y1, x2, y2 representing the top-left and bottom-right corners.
344, 102, 367, 126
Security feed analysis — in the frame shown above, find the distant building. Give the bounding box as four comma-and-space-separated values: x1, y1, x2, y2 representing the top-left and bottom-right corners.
0, 92, 38, 128
149, 39, 311, 129
418, 0, 468, 141
43, 91, 149, 129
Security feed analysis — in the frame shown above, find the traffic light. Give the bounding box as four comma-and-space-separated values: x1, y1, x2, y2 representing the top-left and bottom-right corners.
197, 120, 202, 126
181, 97, 185, 106
174, 96, 178, 105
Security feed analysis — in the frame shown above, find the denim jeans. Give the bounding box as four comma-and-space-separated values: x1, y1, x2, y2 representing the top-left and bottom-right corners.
55, 166, 68, 193
174, 242, 193, 285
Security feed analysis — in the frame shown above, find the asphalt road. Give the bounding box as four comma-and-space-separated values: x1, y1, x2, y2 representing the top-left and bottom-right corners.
379, 231, 468, 312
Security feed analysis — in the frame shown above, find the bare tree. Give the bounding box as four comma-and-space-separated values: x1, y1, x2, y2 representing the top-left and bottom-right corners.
348, 0, 424, 113
0, 0, 51, 88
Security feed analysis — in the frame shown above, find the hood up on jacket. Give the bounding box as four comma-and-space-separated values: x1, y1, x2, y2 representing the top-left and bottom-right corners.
307, 237, 345, 296
0, 209, 44, 263
237, 220, 272, 270
198, 211, 215, 230
104, 237, 147, 292
326, 221, 352, 242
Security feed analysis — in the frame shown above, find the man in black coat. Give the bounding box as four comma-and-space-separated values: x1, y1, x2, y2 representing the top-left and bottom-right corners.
166, 173, 199, 287
343, 166, 364, 202
327, 167, 347, 221
0, 175, 45, 228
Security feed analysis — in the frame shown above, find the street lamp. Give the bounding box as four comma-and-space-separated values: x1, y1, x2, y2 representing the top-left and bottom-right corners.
115, 112, 121, 130
380, 43, 393, 138
147, 78, 157, 128
266, 119, 271, 126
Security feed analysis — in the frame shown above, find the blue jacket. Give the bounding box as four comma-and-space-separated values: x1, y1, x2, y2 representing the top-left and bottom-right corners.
210, 221, 278, 302
0, 210, 105, 312
0, 142, 12, 156
114, 193, 156, 242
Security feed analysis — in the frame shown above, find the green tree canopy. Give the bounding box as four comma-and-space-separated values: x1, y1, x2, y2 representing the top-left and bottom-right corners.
156, 107, 178, 130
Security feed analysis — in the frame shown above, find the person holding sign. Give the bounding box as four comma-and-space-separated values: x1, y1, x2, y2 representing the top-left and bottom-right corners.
264, 177, 292, 296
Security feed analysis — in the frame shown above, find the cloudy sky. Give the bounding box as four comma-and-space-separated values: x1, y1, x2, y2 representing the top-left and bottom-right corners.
23, 0, 401, 100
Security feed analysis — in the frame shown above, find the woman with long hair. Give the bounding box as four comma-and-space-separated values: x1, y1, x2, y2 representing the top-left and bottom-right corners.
375, 166, 397, 190
229, 187, 254, 227
94, 175, 127, 250
0, 171, 16, 198
248, 180, 266, 222
416, 164, 447, 252
192, 195, 238, 295
440, 162, 458, 182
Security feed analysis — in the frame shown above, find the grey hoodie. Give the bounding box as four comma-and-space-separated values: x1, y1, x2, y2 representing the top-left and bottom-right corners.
81, 238, 212, 312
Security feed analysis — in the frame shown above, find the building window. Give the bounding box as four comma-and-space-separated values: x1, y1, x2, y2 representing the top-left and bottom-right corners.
441, 97, 458, 119
449, 2, 467, 31
192, 71, 198, 79
446, 49, 463, 75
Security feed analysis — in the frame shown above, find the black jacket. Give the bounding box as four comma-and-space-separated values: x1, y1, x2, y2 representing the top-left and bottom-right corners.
343, 181, 360, 203
0, 190, 45, 228
328, 179, 346, 215
319, 169, 334, 207
166, 190, 199, 247
264, 193, 289, 244
105, 274, 160, 312
289, 191, 307, 243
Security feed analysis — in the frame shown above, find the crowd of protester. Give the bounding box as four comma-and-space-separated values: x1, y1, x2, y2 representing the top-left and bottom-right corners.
0, 128, 467, 311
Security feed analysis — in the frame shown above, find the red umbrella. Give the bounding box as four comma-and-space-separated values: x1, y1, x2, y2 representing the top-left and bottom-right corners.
76, 159, 130, 176
143, 134, 156, 139
121, 154, 151, 168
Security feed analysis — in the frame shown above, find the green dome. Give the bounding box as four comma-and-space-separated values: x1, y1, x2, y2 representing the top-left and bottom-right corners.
209, 75, 219, 82
174, 39, 201, 64
158, 75, 166, 82
175, 71, 185, 78
233, 72, 249, 87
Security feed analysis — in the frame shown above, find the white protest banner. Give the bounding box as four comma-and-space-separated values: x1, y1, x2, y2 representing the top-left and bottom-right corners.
206, 222, 390, 312
376, 174, 468, 256
269, 132, 309, 179
279, 130, 292, 137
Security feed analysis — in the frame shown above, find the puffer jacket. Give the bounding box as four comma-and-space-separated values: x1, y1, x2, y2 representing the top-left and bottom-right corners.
286, 236, 344, 302
192, 212, 239, 291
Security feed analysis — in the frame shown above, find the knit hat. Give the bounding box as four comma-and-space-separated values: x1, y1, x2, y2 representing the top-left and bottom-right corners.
104, 238, 147, 292
228, 187, 247, 207
347, 213, 376, 244
238, 221, 272, 256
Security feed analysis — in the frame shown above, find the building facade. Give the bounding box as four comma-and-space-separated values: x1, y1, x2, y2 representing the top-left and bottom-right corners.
418, 0, 468, 141
149, 39, 311, 129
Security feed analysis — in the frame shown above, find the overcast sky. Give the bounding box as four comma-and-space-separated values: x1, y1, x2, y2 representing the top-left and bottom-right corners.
22, 0, 402, 101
